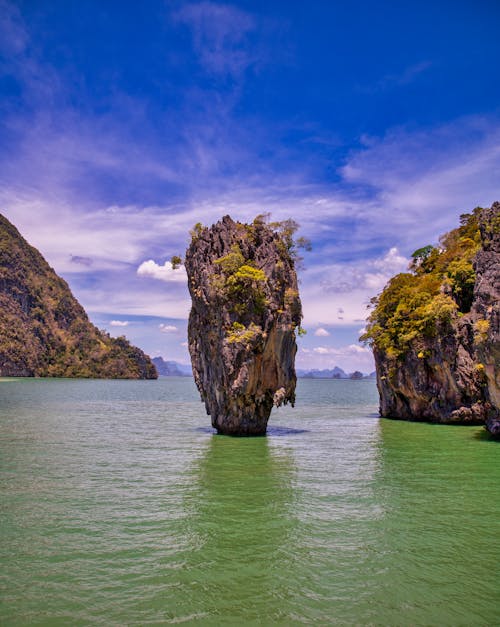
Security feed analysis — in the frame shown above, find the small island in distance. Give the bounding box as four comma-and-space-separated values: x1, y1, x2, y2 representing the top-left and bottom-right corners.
152, 357, 375, 380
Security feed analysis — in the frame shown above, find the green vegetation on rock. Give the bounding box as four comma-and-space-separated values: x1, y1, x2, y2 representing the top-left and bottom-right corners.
226, 321, 262, 346
361, 208, 482, 359
200, 217, 309, 335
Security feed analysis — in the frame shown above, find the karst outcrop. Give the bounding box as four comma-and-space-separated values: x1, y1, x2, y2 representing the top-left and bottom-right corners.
362, 203, 499, 436
185, 216, 303, 435
0, 214, 157, 379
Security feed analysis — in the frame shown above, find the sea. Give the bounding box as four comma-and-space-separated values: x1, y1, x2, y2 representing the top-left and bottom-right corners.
0, 377, 498, 626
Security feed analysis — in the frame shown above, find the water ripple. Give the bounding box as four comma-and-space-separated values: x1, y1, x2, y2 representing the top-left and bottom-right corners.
0, 378, 498, 625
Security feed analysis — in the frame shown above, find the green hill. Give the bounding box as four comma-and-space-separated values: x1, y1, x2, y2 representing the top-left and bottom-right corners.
0, 214, 157, 379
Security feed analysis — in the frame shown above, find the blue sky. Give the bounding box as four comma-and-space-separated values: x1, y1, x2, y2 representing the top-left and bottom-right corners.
1, 0, 499, 372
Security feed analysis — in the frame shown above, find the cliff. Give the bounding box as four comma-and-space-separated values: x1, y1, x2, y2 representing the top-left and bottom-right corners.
362, 203, 499, 436
0, 214, 157, 379
185, 216, 302, 435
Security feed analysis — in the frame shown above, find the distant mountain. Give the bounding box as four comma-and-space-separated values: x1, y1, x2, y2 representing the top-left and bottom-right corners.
0, 214, 157, 378
349, 370, 364, 379
297, 367, 348, 379
297, 367, 376, 379
153, 357, 192, 377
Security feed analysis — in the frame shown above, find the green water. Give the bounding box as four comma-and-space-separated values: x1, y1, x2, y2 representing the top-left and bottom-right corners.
0, 378, 498, 625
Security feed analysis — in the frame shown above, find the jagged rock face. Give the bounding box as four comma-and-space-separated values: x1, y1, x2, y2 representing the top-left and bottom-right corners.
474, 203, 500, 435
185, 216, 302, 435
0, 214, 157, 379
373, 203, 499, 434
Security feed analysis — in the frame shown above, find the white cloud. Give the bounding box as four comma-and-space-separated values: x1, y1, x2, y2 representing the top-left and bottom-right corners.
159, 324, 179, 333
362, 247, 408, 290
110, 320, 129, 327
137, 260, 187, 283
313, 346, 329, 354
314, 327, 330, 337
340, 114, 500, 245
2, 87, 497, 345
313, 344, 370, 356
300, 245, 409, 327
68, 281, 191, 319
296, 343, 374, 373
372, 247, 408, 274
173, 2, 257, 78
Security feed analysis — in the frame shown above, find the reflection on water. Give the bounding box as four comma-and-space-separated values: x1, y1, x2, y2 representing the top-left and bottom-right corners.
370, 418, 500, 626
174, 436, 296, 623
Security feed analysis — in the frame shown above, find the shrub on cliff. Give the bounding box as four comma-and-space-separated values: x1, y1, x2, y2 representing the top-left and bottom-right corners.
361, 208, 482, 358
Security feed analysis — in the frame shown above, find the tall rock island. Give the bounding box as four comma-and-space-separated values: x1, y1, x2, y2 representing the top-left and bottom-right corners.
0, 214, 157, 379
185, 216, 303, 435
362, 203, 499, 436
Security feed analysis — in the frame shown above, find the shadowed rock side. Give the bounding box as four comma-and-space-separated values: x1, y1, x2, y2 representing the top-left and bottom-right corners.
185, 216, 302, 435
0, 214, 157, 379
363, 203, 499, 436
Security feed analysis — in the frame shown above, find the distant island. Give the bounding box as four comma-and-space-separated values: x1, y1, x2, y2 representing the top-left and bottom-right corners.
0, 214, 157, 379
152, 359, 375, 380
152, 357, 192, 377
297, 367, 376, 380
362, 203, 499, 436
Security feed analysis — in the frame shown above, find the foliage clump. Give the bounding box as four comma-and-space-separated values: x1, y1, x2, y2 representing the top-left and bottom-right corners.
474, 319, 490, 344
361, 208, 482, 359
226, 321, 262, 345
171, 255, 182, 269
263, 216, 312, 266
190, 222, 204, 239
213, 243, 268, 315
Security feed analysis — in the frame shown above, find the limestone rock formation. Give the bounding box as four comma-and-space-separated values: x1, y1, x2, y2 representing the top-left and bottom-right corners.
363, 203, 499, 436
0, 214, 157, 379
185, 216, 302, 435
474, 204, 500, 435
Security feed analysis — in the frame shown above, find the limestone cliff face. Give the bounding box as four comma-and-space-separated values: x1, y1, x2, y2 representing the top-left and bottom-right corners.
367, 203, 499, 435
185, 216, 302, 435
0, 214, 157, 379
473, 204, 500, 434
